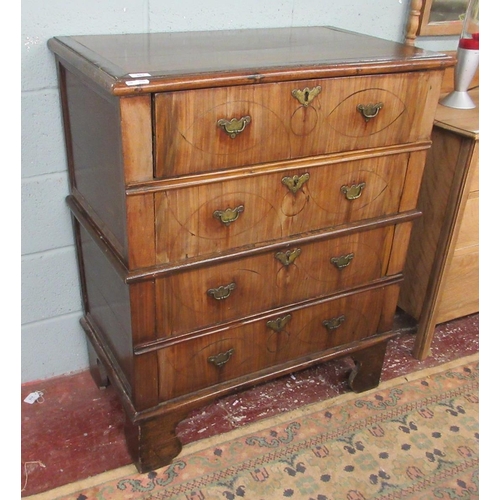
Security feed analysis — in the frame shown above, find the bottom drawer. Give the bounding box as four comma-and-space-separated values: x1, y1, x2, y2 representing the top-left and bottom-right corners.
156, 283, 400, 400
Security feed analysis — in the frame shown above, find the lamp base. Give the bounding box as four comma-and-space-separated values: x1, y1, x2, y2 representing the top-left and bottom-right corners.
439, 90, 476, 110
439, 47, 479, 110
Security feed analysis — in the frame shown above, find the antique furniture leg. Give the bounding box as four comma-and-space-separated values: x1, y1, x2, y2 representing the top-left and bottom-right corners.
125, 409, 192, 473
348, 339, 391, 393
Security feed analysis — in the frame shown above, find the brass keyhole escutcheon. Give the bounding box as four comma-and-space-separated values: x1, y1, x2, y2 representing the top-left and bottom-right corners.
357, 102, 383, 122
331, 253, 355, 270
213, 205, 244, 226
208, 348, 235, 367
292, 86, 322, 107
341, 183, 366, 201
267, 314, 292, 333
207, 282, 236, 301
282, 173, 310, 194
275, 248, 302, 266
323, 315, 345, 332
217, 116, 251, 138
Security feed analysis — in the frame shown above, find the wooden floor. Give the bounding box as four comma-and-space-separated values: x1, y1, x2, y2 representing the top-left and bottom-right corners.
21, 311, 479, 497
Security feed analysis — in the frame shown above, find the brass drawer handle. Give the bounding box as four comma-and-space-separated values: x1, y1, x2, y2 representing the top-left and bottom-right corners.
207, 282, 236, 301
282, 173, 310, 194
213, 205, 244, 226
357, 102, 383, 122
267, 314, 292, 333
292, 86, 322, 107
208, 348, 235, 367
341, 183, 366, 201
217, 116, 251, 138
331, 253, 355, 270
275, 248, 301, 266
323, 315, 345, 331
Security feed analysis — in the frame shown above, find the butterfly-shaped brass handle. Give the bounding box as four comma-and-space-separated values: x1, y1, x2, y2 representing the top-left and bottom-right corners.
357, 102, 383, 122
323, 315, 345, 332
275, 248, 302, 266
213, 205, 244, 226
341, 183, 366, 201
267, 314, 292, 333
282, 173, 310, 194
207, 282, 236, 301
208, 348, 235, 367
331, 253, 355, 270
292, 86, 322, 107
217, 116, 251, 138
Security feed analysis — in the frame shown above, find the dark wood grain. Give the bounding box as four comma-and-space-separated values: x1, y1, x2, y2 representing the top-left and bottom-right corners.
48, 27, 453, 95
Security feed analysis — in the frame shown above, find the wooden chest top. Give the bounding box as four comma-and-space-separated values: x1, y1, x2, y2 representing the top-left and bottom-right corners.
48, 26, 453, 94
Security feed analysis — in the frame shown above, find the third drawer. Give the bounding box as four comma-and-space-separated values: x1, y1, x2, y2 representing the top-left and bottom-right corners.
154, 222, 412, 338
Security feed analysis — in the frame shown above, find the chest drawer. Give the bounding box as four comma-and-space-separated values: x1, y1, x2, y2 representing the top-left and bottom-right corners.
156, 223, 409, 338
154, 151, 412, 263
154, 72, 437, 177
156, 282, 399, 400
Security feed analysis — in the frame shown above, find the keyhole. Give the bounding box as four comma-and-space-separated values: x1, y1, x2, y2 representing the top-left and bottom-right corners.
304, 90, 309, 102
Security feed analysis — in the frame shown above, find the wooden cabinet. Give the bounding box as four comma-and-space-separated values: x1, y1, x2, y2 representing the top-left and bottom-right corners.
48, 27, 451, 472
398, 88, 479, 359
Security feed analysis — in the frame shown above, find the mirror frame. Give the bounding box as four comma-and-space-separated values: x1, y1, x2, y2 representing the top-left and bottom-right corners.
405, 0, 468, 45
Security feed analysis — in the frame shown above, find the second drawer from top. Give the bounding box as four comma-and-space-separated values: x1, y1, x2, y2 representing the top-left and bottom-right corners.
150, 150, 419, 265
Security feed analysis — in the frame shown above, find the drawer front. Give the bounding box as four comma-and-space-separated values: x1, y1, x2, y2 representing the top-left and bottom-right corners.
155, 72, 436, 177
156, 283, 400, 400
155, 152, 411, 263
156, 224, 406, 338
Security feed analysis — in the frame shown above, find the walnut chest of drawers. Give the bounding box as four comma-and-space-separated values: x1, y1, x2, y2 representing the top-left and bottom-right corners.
48, 27, 452, 472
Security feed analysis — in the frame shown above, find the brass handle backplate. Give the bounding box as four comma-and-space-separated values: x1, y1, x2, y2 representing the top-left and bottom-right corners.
213, 205, 244, 226
207, 282, 236, 301
267, 314, 292, 333
217, 116, 251, 138
323, 315, 345, 331
282, 173, 310, 194
357, 102, 383, 122
341, 183, 366, 201
292, 86, 322, 107
208, 348, 235, 367
331, 253, 355, 270
275, 248, 302, 266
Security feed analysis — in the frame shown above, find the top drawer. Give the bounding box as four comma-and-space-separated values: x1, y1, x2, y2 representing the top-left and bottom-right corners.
154, 71, 440, 178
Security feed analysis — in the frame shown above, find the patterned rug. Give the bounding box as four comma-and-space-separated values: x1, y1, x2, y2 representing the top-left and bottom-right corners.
28, 354, 479, 500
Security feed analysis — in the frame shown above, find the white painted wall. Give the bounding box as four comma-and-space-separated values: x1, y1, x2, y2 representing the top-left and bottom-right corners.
20, 0, 456, 383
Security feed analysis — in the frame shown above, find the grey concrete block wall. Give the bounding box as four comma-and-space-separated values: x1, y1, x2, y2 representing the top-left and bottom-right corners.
20, 0, 453, 384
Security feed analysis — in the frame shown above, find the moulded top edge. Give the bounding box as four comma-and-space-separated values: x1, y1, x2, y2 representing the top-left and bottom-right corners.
48, 26, 454, 95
